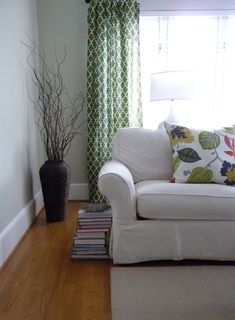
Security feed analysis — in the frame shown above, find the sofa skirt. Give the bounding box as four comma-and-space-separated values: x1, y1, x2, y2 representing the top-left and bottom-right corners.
112, 219, 235, 264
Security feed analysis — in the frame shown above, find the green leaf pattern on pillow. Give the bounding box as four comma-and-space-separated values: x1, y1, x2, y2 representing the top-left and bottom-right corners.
187, 167, 213, 183
164, 122, 235, 186
178, 148, 201, 163
199, 131, 220, 150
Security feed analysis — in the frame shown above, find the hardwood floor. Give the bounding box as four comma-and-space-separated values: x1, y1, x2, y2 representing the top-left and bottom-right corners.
0, 201, 113, 320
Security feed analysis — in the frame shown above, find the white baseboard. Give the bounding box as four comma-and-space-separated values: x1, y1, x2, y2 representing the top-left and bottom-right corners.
69, 183, 89, 200
0, 190, 43, 268
34, 189, 43, 215
0, 184, 88, 268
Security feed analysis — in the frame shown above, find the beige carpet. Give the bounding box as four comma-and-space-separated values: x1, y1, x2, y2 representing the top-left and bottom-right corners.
111, 264, 235, 320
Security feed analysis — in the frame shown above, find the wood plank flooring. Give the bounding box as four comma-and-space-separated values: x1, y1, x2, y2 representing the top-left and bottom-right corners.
0, 201, 113, 320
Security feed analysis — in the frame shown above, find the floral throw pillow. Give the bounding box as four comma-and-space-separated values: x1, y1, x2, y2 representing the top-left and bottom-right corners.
164, 122, 235, 185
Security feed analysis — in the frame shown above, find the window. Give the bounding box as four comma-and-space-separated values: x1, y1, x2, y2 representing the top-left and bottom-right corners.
140, 15, 235, 128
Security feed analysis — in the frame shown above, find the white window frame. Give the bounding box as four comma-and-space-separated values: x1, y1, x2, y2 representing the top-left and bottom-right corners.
140, 13, 235, 129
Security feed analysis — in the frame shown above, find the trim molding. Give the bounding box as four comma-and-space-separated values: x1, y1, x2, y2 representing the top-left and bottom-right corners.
139, 0, 235, 12
0, 184, 89, 267
69, 183, 89, 200
34, 189, 43, 215
0, 190, 43, 268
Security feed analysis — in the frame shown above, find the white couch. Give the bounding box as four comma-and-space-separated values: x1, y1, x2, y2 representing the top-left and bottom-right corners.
98, 127, 235, 264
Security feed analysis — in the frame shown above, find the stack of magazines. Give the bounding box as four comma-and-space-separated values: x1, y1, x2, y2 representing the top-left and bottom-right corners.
71, 203, 112, 260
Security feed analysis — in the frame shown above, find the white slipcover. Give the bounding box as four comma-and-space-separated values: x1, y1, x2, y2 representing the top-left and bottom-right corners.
112, 128, 172, 182
98, 128, 235, 264
136, 180, 235, 220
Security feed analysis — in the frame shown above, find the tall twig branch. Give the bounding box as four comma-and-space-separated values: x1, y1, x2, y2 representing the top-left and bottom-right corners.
23, 40, 85, 162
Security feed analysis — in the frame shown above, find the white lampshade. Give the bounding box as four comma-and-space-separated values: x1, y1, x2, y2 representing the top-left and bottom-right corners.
150, 70, 196, 101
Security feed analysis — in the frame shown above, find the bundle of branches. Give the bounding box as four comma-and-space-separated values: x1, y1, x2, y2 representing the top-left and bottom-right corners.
24, 41, 85, 162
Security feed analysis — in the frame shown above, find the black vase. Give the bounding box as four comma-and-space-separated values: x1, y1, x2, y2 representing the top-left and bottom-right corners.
39, 160, 71, 222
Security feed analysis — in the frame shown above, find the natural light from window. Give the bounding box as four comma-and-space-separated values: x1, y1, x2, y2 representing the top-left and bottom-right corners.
140, 15, 235, 129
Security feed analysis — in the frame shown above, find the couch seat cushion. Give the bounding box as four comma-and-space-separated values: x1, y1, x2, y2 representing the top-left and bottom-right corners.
136, 180, 235, 220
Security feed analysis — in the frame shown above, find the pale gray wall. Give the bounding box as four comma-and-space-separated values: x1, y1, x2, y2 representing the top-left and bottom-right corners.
0, 0, 43, 233
37, 0, 88, 184
37, 0, 235, 187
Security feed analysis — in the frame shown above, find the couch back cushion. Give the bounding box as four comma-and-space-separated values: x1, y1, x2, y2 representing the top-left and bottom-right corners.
112, 128, 173, 183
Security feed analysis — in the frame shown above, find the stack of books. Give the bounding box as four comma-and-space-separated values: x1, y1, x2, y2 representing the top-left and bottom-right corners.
71, 203, 112, 260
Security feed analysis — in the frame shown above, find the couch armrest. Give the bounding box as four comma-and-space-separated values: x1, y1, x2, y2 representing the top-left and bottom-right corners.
98, 160, 136, 222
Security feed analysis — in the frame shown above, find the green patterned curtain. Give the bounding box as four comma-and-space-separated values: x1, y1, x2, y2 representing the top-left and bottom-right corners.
87, 0, 143, 203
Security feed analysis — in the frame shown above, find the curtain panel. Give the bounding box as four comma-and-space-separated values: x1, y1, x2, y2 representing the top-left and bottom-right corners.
87, 0, 143, 203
